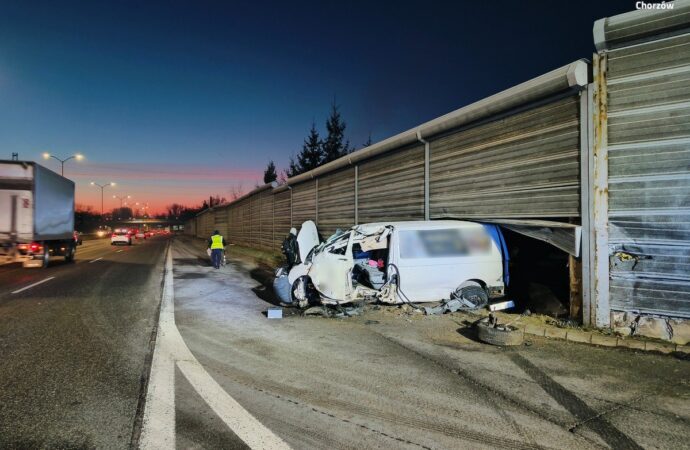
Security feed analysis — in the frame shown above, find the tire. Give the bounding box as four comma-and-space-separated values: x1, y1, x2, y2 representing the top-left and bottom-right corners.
42, 247, 50, 268
64, 245, 75, 263
456, 285, 489, 309
128, 240, 132, 246
291, 276, 317, 308
477, 318, 523, 346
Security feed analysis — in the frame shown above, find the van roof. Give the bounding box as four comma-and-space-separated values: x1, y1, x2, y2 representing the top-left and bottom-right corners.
353, 220, 483, 233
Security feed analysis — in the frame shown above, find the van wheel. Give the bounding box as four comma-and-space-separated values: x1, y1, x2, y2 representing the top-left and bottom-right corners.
292, 276, 317, 308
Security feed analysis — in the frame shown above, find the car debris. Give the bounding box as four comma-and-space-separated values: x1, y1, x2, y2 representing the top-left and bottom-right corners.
488, 300, 516, 312
303, 304, 363, 318
266, 308, 283, 319
277, 220, 509, 311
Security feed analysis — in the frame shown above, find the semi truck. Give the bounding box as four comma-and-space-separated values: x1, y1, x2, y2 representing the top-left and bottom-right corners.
0, 160, 78, 268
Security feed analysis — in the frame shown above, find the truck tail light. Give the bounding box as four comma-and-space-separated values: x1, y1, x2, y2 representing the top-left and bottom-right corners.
29, 242, 43, 253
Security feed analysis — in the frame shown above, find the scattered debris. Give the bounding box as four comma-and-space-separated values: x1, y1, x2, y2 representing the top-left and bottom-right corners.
488, 300, 515, 312
267, 308, 283, 319
303, 304, 363, 318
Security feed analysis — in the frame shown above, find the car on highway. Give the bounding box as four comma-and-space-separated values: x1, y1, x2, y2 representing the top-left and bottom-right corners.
281, 220, 507, 308
111, 229, 132, 245
135, 230, 147, 240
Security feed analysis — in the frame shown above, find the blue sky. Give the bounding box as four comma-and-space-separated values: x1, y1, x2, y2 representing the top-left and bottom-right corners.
0, 0, 633, 212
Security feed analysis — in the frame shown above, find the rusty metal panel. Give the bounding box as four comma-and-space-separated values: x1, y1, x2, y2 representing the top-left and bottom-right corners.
358, 144, 425, 224
273, 190, 291, 250
429, 96, 581, 218
291, 180, 316, 229
606, 31, 690, 318
316, 167, 355, 237
259, 189, 273, 250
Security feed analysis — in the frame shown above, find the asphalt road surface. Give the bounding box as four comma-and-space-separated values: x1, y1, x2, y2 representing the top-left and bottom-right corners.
1, 234, 689, 449
0, 235, 167, 448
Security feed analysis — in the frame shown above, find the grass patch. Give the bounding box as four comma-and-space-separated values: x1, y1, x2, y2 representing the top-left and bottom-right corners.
228, 244, 283, 268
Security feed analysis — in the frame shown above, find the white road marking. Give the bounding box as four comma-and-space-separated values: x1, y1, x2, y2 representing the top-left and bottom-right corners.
116, 250, 123, 253
140, 246, 291, 450
11, 277, 55, 294
89, 257, 103, 263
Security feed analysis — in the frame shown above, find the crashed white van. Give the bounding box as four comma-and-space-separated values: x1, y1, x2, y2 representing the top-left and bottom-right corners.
283, 220, 506, 307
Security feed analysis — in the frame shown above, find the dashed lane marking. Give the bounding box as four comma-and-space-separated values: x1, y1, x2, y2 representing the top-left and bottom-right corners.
139, 246, 291, 450
89, 257, 103, 263
116, 250, 123, 253
11, 277, 55, 294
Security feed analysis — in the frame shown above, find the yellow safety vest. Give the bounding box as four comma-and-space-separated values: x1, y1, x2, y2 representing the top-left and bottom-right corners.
211, 234, 224, 249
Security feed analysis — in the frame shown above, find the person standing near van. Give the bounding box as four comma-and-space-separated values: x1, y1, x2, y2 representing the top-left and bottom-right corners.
208, 230, 226, 269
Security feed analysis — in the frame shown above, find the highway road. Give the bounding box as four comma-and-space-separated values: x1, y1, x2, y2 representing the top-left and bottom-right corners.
0, 235, 688, 449
0, 235, 167, 448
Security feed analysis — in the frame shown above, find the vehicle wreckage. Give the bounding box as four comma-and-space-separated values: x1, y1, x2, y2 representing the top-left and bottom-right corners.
274, 220, 509, 310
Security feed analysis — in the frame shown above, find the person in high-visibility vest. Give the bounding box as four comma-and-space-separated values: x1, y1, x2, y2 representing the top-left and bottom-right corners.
208, 230, 226, 269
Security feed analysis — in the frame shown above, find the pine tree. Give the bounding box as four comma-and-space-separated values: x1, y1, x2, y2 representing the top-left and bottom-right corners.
364, 132, 372, 147
322, 101, 349, 164
263, 160, 277, 184
287, 122, 323, 177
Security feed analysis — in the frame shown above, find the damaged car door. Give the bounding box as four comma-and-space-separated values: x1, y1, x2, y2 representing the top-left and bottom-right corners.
308, 232, 353, 302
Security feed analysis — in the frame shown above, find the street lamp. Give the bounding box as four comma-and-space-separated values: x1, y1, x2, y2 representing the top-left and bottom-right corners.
43, 152, 84, 176
90, 181, 115, 217
113, 195, 131, 208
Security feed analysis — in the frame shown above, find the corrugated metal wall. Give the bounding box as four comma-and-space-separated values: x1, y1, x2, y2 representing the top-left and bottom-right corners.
358, 144, 425, 223
259, 189, 274, 249
605, 32, 690, 318
316, 167, 355, 237
291, 180, 316, 229
429, 96, 581, 219
273, 190, 291, 248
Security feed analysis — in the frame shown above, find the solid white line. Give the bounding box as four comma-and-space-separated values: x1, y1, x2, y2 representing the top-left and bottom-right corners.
11, 277, 55, 294
89, 257, 103, 263
139, 247, 290, 450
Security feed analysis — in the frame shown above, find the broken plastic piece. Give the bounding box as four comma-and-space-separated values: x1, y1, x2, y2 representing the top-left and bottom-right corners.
488, 300, 515, 312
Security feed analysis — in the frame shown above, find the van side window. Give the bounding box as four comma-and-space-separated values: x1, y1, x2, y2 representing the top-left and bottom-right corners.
399, 228, 491, 259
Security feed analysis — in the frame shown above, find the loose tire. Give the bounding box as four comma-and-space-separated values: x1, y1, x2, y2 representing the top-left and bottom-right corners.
477, 318, 523, 346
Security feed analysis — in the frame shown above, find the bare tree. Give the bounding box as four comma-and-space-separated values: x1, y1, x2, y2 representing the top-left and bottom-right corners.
228, 183, 244, 200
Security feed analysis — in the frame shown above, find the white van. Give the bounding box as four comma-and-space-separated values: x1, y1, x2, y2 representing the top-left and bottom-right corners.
285, 220, 506, 307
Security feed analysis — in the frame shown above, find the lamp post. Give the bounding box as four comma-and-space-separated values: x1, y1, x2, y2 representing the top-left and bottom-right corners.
43, 152, 84, 176
113, 195, 131, 208
90, 182, 115, 217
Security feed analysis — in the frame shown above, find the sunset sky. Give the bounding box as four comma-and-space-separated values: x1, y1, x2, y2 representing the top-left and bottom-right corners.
0, 0, 633, 215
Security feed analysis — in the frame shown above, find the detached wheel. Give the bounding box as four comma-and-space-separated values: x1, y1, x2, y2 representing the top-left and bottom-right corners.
477, 318, 523, 346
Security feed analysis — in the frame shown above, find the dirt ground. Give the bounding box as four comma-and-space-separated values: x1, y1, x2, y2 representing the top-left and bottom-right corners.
171, 236, 690, 449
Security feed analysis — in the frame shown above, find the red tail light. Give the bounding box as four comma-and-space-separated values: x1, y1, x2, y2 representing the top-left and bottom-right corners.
29, 242, 42, 253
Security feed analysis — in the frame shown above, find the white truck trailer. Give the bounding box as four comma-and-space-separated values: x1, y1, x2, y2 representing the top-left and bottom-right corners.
0, 160, 78, 268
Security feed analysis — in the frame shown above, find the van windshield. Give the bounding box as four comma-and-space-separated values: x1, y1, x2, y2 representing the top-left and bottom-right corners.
398, 228, 491, 259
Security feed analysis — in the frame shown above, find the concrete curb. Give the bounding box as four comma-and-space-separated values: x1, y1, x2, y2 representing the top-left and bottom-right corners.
518, 324, 689, 355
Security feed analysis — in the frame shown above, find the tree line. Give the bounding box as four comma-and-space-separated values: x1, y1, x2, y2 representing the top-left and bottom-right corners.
263, 101, 368, 184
